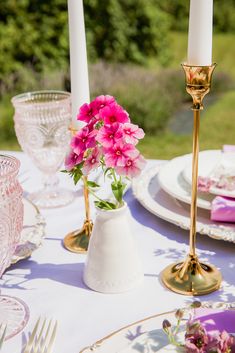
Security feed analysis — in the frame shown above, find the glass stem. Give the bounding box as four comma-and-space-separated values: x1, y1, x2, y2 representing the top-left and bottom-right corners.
42, 174, 59, 192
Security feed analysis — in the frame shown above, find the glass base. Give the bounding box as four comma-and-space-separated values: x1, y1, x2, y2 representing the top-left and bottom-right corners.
0, 295, 29, 340
28, 188, 75, 209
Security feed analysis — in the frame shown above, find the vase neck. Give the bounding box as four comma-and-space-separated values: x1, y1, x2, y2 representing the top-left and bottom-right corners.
96, 202, 127, 219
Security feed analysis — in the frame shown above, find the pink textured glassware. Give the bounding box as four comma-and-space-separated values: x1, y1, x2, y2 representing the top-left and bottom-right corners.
0, 155, 23, 277
0, 156, 29, 342
12, 90, 74, 208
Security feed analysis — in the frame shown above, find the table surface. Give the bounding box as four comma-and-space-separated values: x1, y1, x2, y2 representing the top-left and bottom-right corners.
1, 151, 235, 353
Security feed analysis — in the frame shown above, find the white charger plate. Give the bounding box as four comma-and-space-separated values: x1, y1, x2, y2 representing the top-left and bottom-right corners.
132, 165, 235, 243
10, 198, 46, 264
80, 302, 235, 353
158, 154, 214, 211
184, 150, 235, 198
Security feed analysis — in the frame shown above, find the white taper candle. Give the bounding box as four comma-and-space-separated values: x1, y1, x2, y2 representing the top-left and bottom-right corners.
68, 0, 90, 129
187, 0, 213, 66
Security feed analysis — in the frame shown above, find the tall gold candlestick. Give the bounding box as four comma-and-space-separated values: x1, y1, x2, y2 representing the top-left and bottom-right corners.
63, 127, 93, 253
161, 64, 222, 296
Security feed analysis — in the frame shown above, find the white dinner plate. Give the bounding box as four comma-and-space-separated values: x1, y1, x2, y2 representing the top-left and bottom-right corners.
132, 165, 235, 243
80, 302, 235, 353
158, 153, 214, 211
10, 198, 46, 265
184, 150, 235, 198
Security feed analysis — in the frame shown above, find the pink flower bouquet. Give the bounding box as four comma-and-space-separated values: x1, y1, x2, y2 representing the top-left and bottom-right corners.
64, 95, 146, 210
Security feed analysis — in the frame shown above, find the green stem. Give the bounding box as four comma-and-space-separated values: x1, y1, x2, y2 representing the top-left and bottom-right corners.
111, 168, 117, 183
88, 187, 114, 210
174, 319, 181, 335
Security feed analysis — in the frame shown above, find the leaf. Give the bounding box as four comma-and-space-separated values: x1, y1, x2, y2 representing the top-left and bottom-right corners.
111, 181, 127, 204
60, 169, 68, 173
87, 181, 100, 188
71, 166, 83, 185
94, 200, 116, 210
73, 171, 82, 185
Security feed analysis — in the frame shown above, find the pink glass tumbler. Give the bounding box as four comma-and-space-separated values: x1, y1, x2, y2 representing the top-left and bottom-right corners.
0, 155, 23, 277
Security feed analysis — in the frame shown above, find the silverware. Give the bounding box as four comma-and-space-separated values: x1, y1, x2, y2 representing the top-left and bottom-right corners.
23, 318, 57, 353
0, 323, 7, 350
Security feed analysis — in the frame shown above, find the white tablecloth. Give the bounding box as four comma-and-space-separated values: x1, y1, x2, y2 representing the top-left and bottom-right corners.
1, 151, 235, 353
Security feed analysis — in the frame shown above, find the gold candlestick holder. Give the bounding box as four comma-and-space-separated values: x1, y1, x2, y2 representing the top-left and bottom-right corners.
161, 63, 222, 296
63, 126, 93, 253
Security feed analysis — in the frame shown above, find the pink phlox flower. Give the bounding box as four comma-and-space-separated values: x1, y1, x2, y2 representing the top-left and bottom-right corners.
115, 154, 146, 178
104, 142, 139, 168
86, 117, 100, 131
90, 95, 116, 115
82, 147, 101, 175
123, 123, 145, 145
71, 126, 97, 155
99, 103, 130, 125
65, 150, 83, 171
185, 320, 234, 353
205, 331, 235, 353
185, 340, 204, 353
185, 320, 208, 353
77, 103, 96, 123
96, 122, 123, 148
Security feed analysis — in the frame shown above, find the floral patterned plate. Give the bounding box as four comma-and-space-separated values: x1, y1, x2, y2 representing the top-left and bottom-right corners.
132, 164, 235, 243
80, 302, 235, 353
184, 150, 235, 198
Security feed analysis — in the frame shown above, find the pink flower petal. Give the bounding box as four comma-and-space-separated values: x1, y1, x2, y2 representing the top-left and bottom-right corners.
99, 103, 130, 125
77, 103, 95, 123
65, 150, 83, 171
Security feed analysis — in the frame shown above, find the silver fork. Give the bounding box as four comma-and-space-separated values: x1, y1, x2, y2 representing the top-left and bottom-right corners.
23, 318, 57, 353
0, 323, 7, 350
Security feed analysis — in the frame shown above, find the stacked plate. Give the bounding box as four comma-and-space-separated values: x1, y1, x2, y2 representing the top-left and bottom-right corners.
132, 150, 235, 243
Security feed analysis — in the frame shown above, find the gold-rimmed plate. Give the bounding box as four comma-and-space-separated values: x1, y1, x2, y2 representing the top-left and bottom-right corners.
80, 302, 235, 353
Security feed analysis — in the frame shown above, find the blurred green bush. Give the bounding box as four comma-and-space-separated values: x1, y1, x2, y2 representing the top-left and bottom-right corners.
0, 0, 235, 149
156, 0, 235, 32
90, 62, 233, 134
0, 0, 171, 95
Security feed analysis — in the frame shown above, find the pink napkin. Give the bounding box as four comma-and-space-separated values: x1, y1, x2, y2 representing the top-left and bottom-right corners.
223, 145, 235, 153
194, 307, 235, 334
211, 196, 235, 222
206, 145, 235, 222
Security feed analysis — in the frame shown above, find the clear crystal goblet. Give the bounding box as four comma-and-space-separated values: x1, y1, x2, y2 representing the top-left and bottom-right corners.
12, 90, 74, 208
0, 155, 29, 341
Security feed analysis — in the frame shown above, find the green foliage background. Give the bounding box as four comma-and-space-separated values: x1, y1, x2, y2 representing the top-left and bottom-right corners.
0, 0, 235, 155
1, 0, 235, 90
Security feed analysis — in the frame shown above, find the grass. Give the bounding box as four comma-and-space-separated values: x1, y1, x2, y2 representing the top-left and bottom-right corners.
138, 90, 235, 160
168, 32, 235, 79
3, 90, 235, 159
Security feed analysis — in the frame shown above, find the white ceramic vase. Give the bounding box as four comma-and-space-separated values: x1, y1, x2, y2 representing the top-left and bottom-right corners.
83, 202, 144, 293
